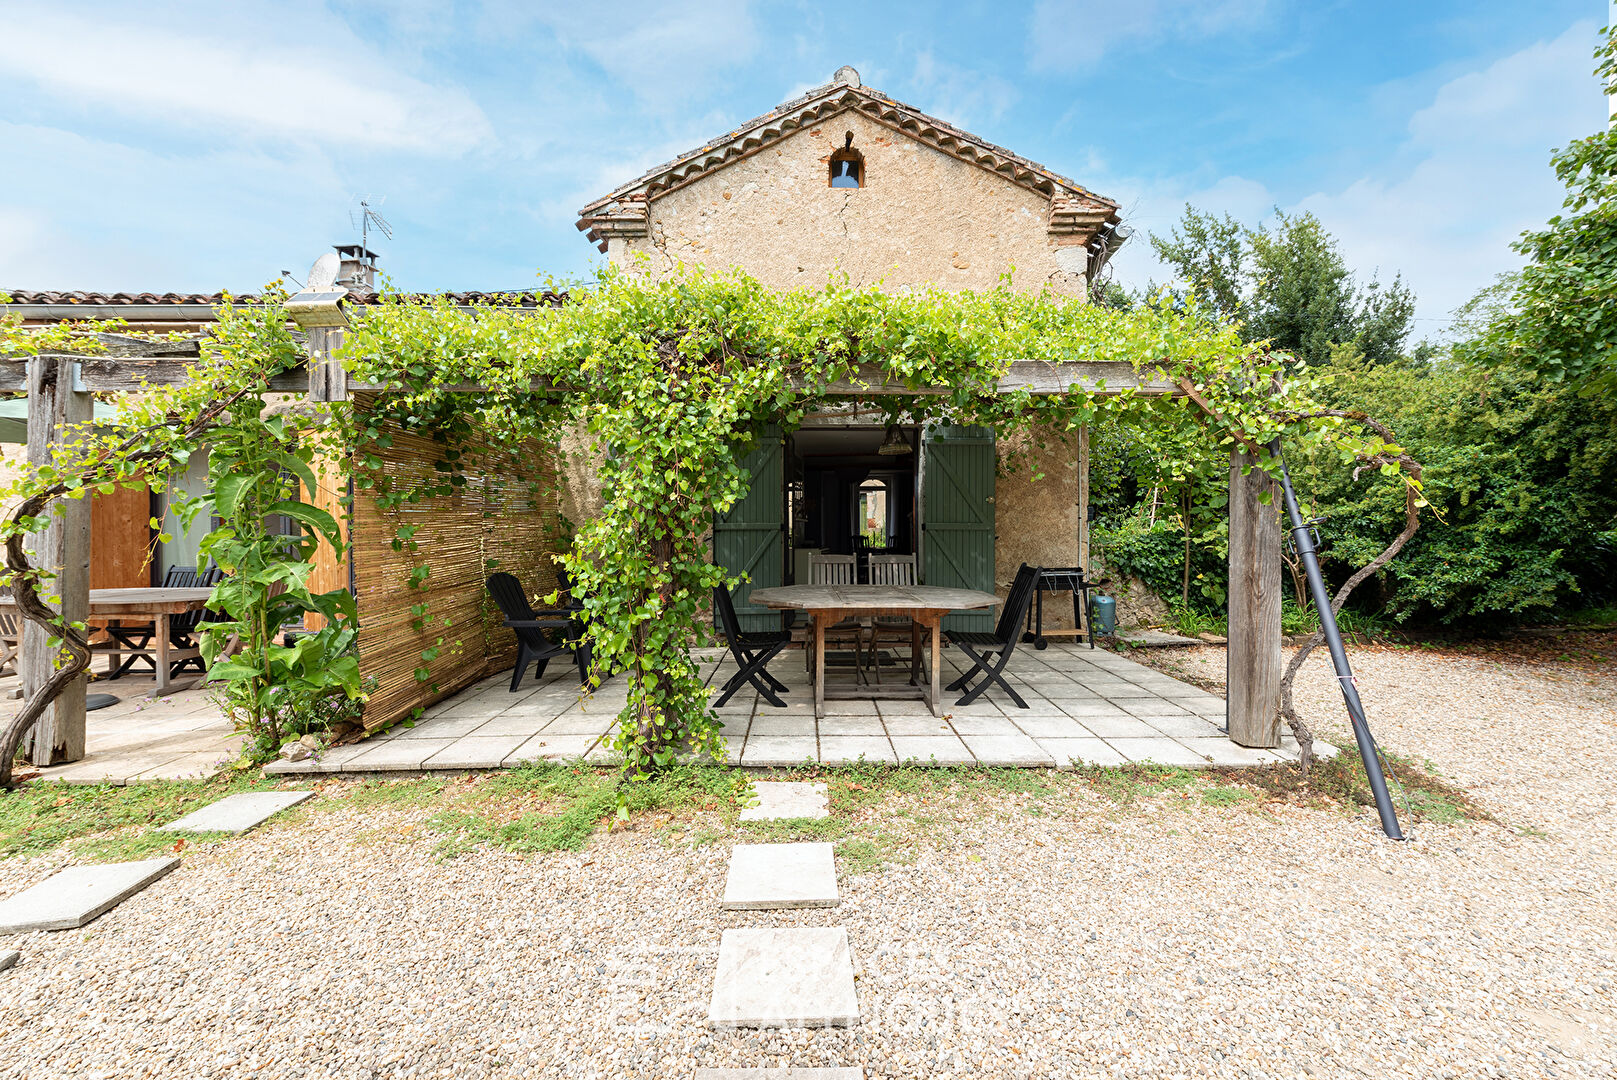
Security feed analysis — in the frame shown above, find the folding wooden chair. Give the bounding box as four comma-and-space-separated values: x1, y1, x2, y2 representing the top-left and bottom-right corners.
713, 584, 791, 708
945, 563, 1041, 709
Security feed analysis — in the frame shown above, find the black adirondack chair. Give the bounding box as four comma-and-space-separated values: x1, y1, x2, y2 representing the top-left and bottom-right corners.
487, 572, 591, 691
108, 564, 223, 680
713, 584, 791, 708
945, 563, 1041, 708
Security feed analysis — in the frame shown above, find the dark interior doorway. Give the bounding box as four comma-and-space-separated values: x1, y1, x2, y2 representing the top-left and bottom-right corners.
786, 426, 918, 583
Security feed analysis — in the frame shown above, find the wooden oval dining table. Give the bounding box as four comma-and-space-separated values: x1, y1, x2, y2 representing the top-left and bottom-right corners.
746, 584, 1001, 718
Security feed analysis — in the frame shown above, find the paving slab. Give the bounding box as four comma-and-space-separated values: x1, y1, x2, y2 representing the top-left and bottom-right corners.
722, 843, 839, 910
740, 736, 818, 767
341, 738, 455, 772
816, 714, 885, 736
888, 735, 975, 765
1178, 738, 1285, 766
1036, 737, 1129, 768
748, 716, 818, 738
1009, 714, 1092, 739
506, 733, 601, 762
817, 736, 896, 765
694, 1070, 862, 1079
880, 715, 955, 736
1074, 716, 1160, 739
740, 781, 829, 821
422, 735, 531, 770
1110, 737, 1211, 767
707, 927, 859, 1029
0, 858, 180, 934
947, 715, 1021, 735
159, 790, 313, 835
960, 733, 1056, 766
1140, 714, 1227, 739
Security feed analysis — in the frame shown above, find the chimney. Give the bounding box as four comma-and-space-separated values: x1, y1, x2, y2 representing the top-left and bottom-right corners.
333, 244, 378, 291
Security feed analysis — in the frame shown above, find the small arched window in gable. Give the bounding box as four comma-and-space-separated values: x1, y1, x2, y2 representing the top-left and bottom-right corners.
829, 132, 863, 189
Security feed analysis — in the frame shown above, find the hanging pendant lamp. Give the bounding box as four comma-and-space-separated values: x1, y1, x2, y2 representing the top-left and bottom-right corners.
878, 426, 913, 455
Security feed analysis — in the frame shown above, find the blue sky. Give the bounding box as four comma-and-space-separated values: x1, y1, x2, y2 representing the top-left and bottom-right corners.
0, 1, 1605, 337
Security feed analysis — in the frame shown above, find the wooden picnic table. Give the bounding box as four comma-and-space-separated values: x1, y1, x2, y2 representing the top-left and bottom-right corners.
3, 587, 215, 696
747, 584, 1002, 718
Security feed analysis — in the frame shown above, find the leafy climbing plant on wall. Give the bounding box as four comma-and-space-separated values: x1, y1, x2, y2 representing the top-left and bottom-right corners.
336, 266, 1407, 778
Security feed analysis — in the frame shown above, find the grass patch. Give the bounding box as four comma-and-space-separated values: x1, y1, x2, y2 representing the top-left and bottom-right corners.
1074, 762, 1202, 806
0, 774, 308, 861
1072, 752, 1490, 828
337, 777, 448, 809
1227, 747, 1495, 825
425, 762, 749, 858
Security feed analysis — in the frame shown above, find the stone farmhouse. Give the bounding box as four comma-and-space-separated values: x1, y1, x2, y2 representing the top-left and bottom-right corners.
575, 66, 1135, 634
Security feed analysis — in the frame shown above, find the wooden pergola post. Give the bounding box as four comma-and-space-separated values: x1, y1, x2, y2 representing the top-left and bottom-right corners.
22, 355, 92, 765
1226, 448, 1281, 746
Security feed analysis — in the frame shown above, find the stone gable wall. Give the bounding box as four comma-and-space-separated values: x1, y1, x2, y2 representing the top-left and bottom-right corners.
609, 110, 1089, 297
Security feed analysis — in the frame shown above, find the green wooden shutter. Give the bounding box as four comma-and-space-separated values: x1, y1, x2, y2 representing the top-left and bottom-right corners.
921, 426, 996, 632
714, 428, 785, 633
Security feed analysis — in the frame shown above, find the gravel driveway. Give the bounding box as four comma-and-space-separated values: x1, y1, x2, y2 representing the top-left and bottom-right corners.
1, 640, 1613, 1079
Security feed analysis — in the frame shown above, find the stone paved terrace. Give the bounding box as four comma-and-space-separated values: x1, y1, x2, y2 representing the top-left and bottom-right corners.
263, 643, 1316, 776
20, 643, 1322, 784
16, 671, 242, 785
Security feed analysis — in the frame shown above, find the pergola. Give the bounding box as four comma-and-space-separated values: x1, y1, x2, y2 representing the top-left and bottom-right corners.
4, 290, 1283, 767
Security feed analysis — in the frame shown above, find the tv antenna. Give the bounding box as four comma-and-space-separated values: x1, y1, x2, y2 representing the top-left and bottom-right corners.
350, 195, 393, 252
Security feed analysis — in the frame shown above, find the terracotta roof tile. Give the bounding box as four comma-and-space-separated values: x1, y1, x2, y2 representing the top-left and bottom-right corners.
3, 289, 566, 310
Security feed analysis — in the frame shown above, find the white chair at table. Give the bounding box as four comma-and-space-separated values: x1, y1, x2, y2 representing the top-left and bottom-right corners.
864, 554, 917, 684
809, 554, 865, 684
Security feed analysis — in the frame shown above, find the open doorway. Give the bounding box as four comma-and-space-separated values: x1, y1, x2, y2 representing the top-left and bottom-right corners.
786, 426, 917, 584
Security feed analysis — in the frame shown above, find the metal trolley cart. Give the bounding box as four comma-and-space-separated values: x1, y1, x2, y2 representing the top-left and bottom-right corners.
1021, 566, 1096, 650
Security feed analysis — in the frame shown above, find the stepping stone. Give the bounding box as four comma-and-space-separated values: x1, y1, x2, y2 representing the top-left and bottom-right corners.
739, 781, 828, 821
0, 857, 179, 934
707, 926, 859, 1029
723, 843, 838, 910
158, 790, 314, 835
0, 951, 17, 973
694, 1071, 862, 1079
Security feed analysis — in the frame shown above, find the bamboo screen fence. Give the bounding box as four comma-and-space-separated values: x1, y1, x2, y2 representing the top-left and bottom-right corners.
312, 399, 565, 730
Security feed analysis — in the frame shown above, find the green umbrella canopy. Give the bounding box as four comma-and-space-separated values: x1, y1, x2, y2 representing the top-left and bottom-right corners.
0, 397, 125, 444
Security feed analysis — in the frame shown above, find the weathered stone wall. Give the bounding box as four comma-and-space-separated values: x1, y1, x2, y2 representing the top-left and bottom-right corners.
610, 110, 1089, 297
994, 426, 1080, 630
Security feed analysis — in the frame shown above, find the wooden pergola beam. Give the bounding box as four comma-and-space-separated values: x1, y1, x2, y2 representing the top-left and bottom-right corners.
0, 356, 1181, 399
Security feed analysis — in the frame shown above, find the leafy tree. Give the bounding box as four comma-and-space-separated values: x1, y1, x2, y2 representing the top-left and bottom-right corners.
1292, 338, 1617, 623
1151, 207, 1415, 367
1465, 25, 1617, 393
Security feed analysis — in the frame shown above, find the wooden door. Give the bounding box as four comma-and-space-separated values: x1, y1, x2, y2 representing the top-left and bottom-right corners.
921, 426, 995, 632
713, 428, 785, 633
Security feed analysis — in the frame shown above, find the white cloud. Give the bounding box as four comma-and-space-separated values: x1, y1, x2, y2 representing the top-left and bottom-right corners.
908, 52, 1019, 130
1104, 20, 1604, 335
526, 1, 759, 108
1028, 0, 1270, 71
0, 5, 491, 152
0, 122, 347, 291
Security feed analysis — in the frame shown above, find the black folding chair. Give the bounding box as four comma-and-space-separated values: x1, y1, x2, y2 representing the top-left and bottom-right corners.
945, 563, 1041, 709
712, 584, 791, 708
486, 572, 592, 691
